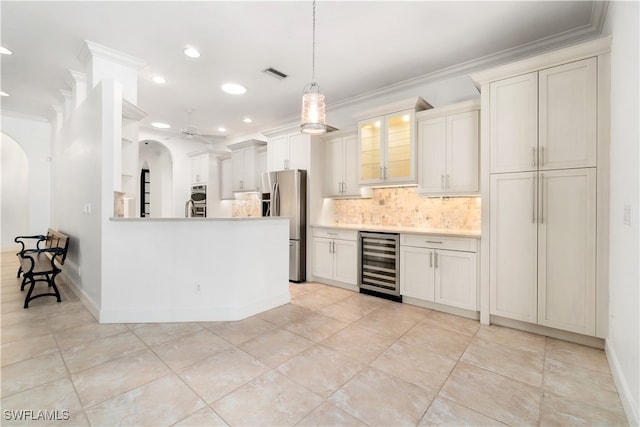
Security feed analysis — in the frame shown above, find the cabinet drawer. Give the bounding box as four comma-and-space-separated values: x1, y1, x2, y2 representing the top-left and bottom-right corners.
313, 228, 358, 241
401, 234, 477, 252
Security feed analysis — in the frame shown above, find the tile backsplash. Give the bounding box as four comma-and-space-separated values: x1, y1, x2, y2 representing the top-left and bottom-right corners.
232, 193, 261, 217
333, 187, 481, 231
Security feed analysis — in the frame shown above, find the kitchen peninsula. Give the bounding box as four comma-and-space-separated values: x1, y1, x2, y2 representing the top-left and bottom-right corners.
100, 216, 289, 323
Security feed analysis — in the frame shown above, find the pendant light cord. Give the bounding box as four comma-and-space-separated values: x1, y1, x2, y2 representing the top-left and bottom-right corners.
312, 0, 316, 83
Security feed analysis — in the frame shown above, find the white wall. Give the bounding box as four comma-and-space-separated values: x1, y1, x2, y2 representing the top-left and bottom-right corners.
1, 134, 29, 248
52, 81, 121, 310
0, 114, 51, 248
602, 2, 640, 425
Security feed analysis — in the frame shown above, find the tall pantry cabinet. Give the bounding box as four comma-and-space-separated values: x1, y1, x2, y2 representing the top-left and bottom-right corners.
472, 38, 611, 338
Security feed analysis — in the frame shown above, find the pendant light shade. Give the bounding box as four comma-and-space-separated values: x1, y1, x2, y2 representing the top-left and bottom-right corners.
300, 0, 327, 135
301, 82, 326, 134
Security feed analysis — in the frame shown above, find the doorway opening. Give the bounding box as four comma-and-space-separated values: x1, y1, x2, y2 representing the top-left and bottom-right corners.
140, 167, 150, 217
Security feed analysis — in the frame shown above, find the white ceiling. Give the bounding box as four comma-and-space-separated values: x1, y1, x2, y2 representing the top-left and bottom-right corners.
1, 1, 605, 139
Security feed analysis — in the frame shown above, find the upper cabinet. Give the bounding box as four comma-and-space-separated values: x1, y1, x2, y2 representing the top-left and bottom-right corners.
489, 57, 597, 174
323, 130, 360, 197
265, 129, 310, 172
229, 139, 266, 192
219, 155, 233, 200
417, 100, 480, 195
356, 97, 431, 185
190, 152, 210, 184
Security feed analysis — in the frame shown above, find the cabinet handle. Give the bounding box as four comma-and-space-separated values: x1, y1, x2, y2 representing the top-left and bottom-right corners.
434, 252, 439, 269
425, 240, 443, 244
380, 167, 383, 180
384, 167, 388, 180
441, 174, 445, 190
540, 146, 545, 167
532, 147, 537, 167
532, 175, 537, 224
446, 174, 450, 189
429, 252, 433, 268
332, 241, 336, 254
540, 173, 544, 224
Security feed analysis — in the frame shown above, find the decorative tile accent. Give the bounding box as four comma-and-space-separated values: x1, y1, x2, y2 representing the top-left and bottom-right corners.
333, 186, 481, 230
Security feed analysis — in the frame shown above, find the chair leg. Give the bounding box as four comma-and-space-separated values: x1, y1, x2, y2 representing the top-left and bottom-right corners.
23, 279, 36, 309
50, 272, 62, 303
20, 276, 28, 291
16, 266, 22, 278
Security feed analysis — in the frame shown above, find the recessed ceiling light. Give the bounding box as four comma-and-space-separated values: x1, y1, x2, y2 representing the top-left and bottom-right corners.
221, 83, 247, 95
218, 127, 227, 132
183, 47, 200, 58
0, 91, 9, 97
243, 117, 252, 123
151, 122, 171, 129
150, 75, 167, 84
0, 46, 13, 55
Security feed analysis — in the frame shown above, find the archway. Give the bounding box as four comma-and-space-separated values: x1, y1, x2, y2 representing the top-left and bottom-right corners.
138, 140, 173, 217
1, 133, 29, 248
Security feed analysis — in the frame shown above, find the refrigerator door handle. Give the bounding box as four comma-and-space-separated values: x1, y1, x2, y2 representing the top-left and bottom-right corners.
273, 181, 280, 216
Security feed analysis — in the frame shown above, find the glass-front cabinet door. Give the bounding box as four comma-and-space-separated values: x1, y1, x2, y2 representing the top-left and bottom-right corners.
386, 110, 414, 181
359, 117, 383, 182
358, 109, 416, 184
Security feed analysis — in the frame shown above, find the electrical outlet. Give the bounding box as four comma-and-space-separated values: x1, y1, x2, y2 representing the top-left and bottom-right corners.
623, 204, 632, 226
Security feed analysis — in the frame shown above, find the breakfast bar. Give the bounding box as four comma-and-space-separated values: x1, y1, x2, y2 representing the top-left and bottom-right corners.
100, 216, 290, 323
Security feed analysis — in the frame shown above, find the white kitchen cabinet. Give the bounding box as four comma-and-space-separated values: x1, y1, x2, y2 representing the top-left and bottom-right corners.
489, 58, 597, 174
489, 72, 538, 174
537, 168, 596, 334
356, 97, 430, 185
312, 228, 358, 286
190, 153, 210, 184
489, 172, 538, 323
417, 100, 479, 195
219, 156, 233, 200
400, 234, 478, 311
473, 38, 610, 338
489, 168, 597, 335
323, 130, 359, 197
400, 245, 433, 301
539, 58, 597, 170
229, 140, 266, 192
266, 130, 310, 172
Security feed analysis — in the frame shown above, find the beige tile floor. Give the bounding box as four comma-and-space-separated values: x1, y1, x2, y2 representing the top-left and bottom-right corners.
0, 251, 628, 426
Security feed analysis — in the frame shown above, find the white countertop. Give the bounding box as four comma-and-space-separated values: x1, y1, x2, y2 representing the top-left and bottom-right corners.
311, 223, 481, 238
110, 216, 286, 222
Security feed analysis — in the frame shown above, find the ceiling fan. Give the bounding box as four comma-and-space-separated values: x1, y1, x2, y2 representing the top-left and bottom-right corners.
166, 109, 226, 145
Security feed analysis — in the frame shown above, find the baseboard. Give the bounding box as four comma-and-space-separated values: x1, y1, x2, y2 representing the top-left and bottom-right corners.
490, 315, 605, 349
98, 292, 291, 323
61, 272, 100, 321
605, 340, 639, 426
403, 296, 480, 321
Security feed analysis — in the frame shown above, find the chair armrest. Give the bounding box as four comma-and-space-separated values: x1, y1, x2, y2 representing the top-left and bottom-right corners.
14, 235, 46, 254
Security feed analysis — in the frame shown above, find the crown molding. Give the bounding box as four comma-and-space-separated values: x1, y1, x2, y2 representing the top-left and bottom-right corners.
470, 36, 611, 86
78, 40, 146, 70
122, 99, 147, 121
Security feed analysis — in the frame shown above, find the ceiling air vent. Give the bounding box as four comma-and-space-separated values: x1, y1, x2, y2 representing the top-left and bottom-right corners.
263, 67, 288, 80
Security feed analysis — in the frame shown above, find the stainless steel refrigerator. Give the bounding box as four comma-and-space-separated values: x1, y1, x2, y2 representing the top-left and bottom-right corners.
261, 169, 307, 282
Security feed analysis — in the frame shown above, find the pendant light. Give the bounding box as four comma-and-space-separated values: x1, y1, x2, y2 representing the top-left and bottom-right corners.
300, 0, 327, 135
